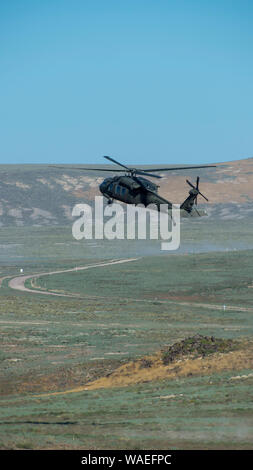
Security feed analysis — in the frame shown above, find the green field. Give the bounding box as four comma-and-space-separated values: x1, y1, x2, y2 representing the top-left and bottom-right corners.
0, 222, 253, 449
30, 249, 253, 308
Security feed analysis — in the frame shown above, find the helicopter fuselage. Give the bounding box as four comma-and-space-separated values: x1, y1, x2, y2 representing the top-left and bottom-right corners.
51, 155, 215, 216
99, 175, 168, 207
51, 155, 215, 217
99, 174, 209, 218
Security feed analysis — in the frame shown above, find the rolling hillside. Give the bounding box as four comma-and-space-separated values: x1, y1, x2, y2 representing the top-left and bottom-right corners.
0, 158, 253, 226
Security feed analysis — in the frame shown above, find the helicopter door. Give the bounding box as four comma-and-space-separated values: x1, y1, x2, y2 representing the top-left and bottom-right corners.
115, 185, 121, 196
115, 185, 127, 200
121, 187, 127, 196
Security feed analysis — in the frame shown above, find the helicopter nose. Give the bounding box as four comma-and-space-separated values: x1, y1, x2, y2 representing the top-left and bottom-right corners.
99, 181, 106, 194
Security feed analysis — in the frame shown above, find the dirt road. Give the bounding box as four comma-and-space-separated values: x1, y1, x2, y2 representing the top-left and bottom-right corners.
7, 256, 253, 313
8, 258, 140, 297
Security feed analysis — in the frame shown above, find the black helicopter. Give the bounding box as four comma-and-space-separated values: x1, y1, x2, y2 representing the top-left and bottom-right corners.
52, 156, 216, 217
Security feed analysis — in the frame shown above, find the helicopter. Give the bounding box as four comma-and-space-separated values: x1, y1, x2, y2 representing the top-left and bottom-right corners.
52, 156, 216, 217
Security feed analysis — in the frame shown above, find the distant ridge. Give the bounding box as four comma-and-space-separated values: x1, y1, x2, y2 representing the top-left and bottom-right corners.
1, 158, 253, 226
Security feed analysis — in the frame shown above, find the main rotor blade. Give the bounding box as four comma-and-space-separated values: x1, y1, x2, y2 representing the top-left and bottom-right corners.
141, 165, 216, 172
49, 165, 123, 172
135, 170, 162, 179
103, 156, 130, 171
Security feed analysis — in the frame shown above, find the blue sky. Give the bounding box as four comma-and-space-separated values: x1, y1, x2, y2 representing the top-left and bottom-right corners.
0, 0, 252, 165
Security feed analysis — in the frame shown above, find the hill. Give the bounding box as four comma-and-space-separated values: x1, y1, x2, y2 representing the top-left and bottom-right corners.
1, 158, 253, 226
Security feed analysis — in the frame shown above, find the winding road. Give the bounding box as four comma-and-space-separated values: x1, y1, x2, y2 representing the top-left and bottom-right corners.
7, 258, 140, 297
6, 256, 253, 314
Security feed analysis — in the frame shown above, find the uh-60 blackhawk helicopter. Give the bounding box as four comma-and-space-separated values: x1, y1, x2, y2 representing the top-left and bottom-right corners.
53, 156, 216, 217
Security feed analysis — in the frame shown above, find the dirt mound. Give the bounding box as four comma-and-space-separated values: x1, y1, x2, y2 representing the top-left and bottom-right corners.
36, 336, 253, 397
161, 335, 237, 365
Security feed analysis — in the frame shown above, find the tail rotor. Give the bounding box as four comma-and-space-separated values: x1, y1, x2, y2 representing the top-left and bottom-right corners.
186, 177, 208, 205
